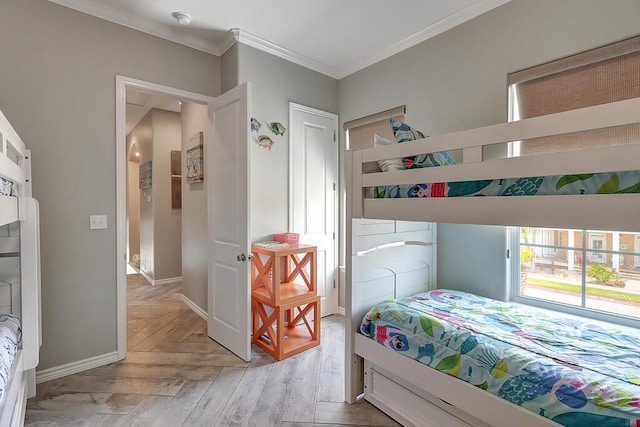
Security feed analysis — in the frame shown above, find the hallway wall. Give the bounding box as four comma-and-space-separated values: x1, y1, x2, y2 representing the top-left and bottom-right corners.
181, 102, 209, 311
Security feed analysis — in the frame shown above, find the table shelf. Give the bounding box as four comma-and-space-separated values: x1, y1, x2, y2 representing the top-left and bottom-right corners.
252, 295, 320, 360
252, 281, 312, 305
251, 244, 317, 306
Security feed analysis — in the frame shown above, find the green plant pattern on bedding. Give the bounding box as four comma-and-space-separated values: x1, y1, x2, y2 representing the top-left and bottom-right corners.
360, 289, 640, 426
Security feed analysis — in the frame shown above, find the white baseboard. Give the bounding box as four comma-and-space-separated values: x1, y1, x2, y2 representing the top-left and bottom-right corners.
181, 294, 207, 320
36, 351, 120, 384
337, 306, 345, 316
139, 269, 154, 285
138, 270, 181, 286
154, 276, 182, 286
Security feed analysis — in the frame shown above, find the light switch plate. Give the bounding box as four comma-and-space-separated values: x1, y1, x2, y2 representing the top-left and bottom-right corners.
89, 215, 108, 230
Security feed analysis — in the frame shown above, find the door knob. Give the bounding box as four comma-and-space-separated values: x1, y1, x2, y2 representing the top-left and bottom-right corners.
237, 253, 254, 262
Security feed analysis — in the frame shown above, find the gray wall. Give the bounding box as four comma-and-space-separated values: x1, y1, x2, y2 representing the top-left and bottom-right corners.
237, 44, 339, 242
133, 113, 154, 277
338, 0, 640, 300
221, 44, 239, 94
177, 41, 331, 315
0, 0, 220, 370
181, 102, 209, 311
150, 109, 182, 281
126, 160, 140, 263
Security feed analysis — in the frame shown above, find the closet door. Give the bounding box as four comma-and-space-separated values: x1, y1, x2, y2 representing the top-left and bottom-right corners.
289, 103, 339, 317
207, 83, 252, 362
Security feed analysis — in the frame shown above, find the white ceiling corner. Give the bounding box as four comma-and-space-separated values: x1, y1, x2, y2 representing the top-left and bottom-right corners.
47, 0, 221, 55
338, 0, 512, 79
233, 29, 340, 78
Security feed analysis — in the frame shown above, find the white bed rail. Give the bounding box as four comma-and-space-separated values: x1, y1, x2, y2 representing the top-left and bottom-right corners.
0, 111, 29, 227
0, 111, 27, 193
349, 98, 640, 232
20, 198, 40, 372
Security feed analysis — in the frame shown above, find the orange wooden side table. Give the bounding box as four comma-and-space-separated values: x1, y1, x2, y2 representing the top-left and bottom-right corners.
250, 244, 320, 360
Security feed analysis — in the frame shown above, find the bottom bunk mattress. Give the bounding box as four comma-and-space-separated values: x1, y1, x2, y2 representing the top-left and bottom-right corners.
0, 315, 21, 402
359, 289, 640, 427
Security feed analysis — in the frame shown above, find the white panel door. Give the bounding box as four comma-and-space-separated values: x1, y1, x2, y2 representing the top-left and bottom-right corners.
207, 83, 251, 362
290, 103, 338, 317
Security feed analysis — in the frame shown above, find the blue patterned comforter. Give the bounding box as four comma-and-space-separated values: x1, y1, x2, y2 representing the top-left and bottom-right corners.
369, 170, 640, 198
0, 315, 21, 401
360, 289, 640, 426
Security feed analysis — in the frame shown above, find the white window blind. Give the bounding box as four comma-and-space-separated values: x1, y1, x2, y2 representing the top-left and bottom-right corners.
343, 105, 405, 151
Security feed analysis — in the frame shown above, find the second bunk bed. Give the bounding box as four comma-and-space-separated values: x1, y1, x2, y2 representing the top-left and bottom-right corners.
345, 98, 640, 427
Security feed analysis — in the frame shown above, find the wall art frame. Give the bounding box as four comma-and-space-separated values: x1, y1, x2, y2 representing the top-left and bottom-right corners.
139, 161, 152, 189
186, 131, 204, 184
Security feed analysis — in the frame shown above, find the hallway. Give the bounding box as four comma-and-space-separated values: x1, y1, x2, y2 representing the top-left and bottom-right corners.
25, 275, 398, 426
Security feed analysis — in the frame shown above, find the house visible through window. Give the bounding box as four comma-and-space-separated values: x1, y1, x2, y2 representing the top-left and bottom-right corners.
509, 36, 640, 326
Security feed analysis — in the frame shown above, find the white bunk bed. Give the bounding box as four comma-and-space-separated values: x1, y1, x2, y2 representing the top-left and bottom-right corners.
0, 110, 41, 427
345, 98, 640, 427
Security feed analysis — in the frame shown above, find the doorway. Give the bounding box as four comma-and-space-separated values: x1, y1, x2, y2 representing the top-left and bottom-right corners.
116, 76, 252, 362
289, 103, 339, 317
116, 77, 213, 360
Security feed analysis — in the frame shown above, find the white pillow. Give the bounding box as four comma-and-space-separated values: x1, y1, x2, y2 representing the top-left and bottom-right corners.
373, 134, 403, 171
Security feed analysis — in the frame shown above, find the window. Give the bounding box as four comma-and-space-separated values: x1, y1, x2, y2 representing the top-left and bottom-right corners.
540, 229, 561, 257
517, 227, 640, 323
509, 36, 640, 326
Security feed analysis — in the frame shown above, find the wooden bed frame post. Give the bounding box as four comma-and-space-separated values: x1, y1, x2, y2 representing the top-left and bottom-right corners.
345, 149, 364, 403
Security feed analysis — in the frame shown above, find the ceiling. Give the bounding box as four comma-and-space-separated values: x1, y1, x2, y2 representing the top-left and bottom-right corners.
48, 0, 510, 79
126, 90, 182, 135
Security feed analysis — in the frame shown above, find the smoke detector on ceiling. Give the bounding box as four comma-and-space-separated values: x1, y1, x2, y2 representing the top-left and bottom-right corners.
172, 11, 192, 26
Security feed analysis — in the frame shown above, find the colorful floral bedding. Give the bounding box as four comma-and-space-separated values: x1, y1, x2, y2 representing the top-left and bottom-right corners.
368, 170, 640, 198
360, 289, 640, 427
0, 314, 21, 401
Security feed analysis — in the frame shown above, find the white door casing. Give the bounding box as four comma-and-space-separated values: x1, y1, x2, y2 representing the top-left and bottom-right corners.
117, 76, 219, 361
207, 83, 252, 362
289, 103, 338, 317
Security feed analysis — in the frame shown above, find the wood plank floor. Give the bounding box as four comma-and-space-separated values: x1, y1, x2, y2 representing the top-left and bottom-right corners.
25, 274, 400, 426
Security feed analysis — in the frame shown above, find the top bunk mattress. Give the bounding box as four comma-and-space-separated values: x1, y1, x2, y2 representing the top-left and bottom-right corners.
367, 170, 640, 199
359, 289, 640, 427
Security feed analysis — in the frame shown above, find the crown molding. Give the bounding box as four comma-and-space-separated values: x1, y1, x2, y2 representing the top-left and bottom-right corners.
219, 29, 241, 56
47, 0, 220, 55
336, 0, 512, 79
48, 0, 511, 79
232, 29, 339, 78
